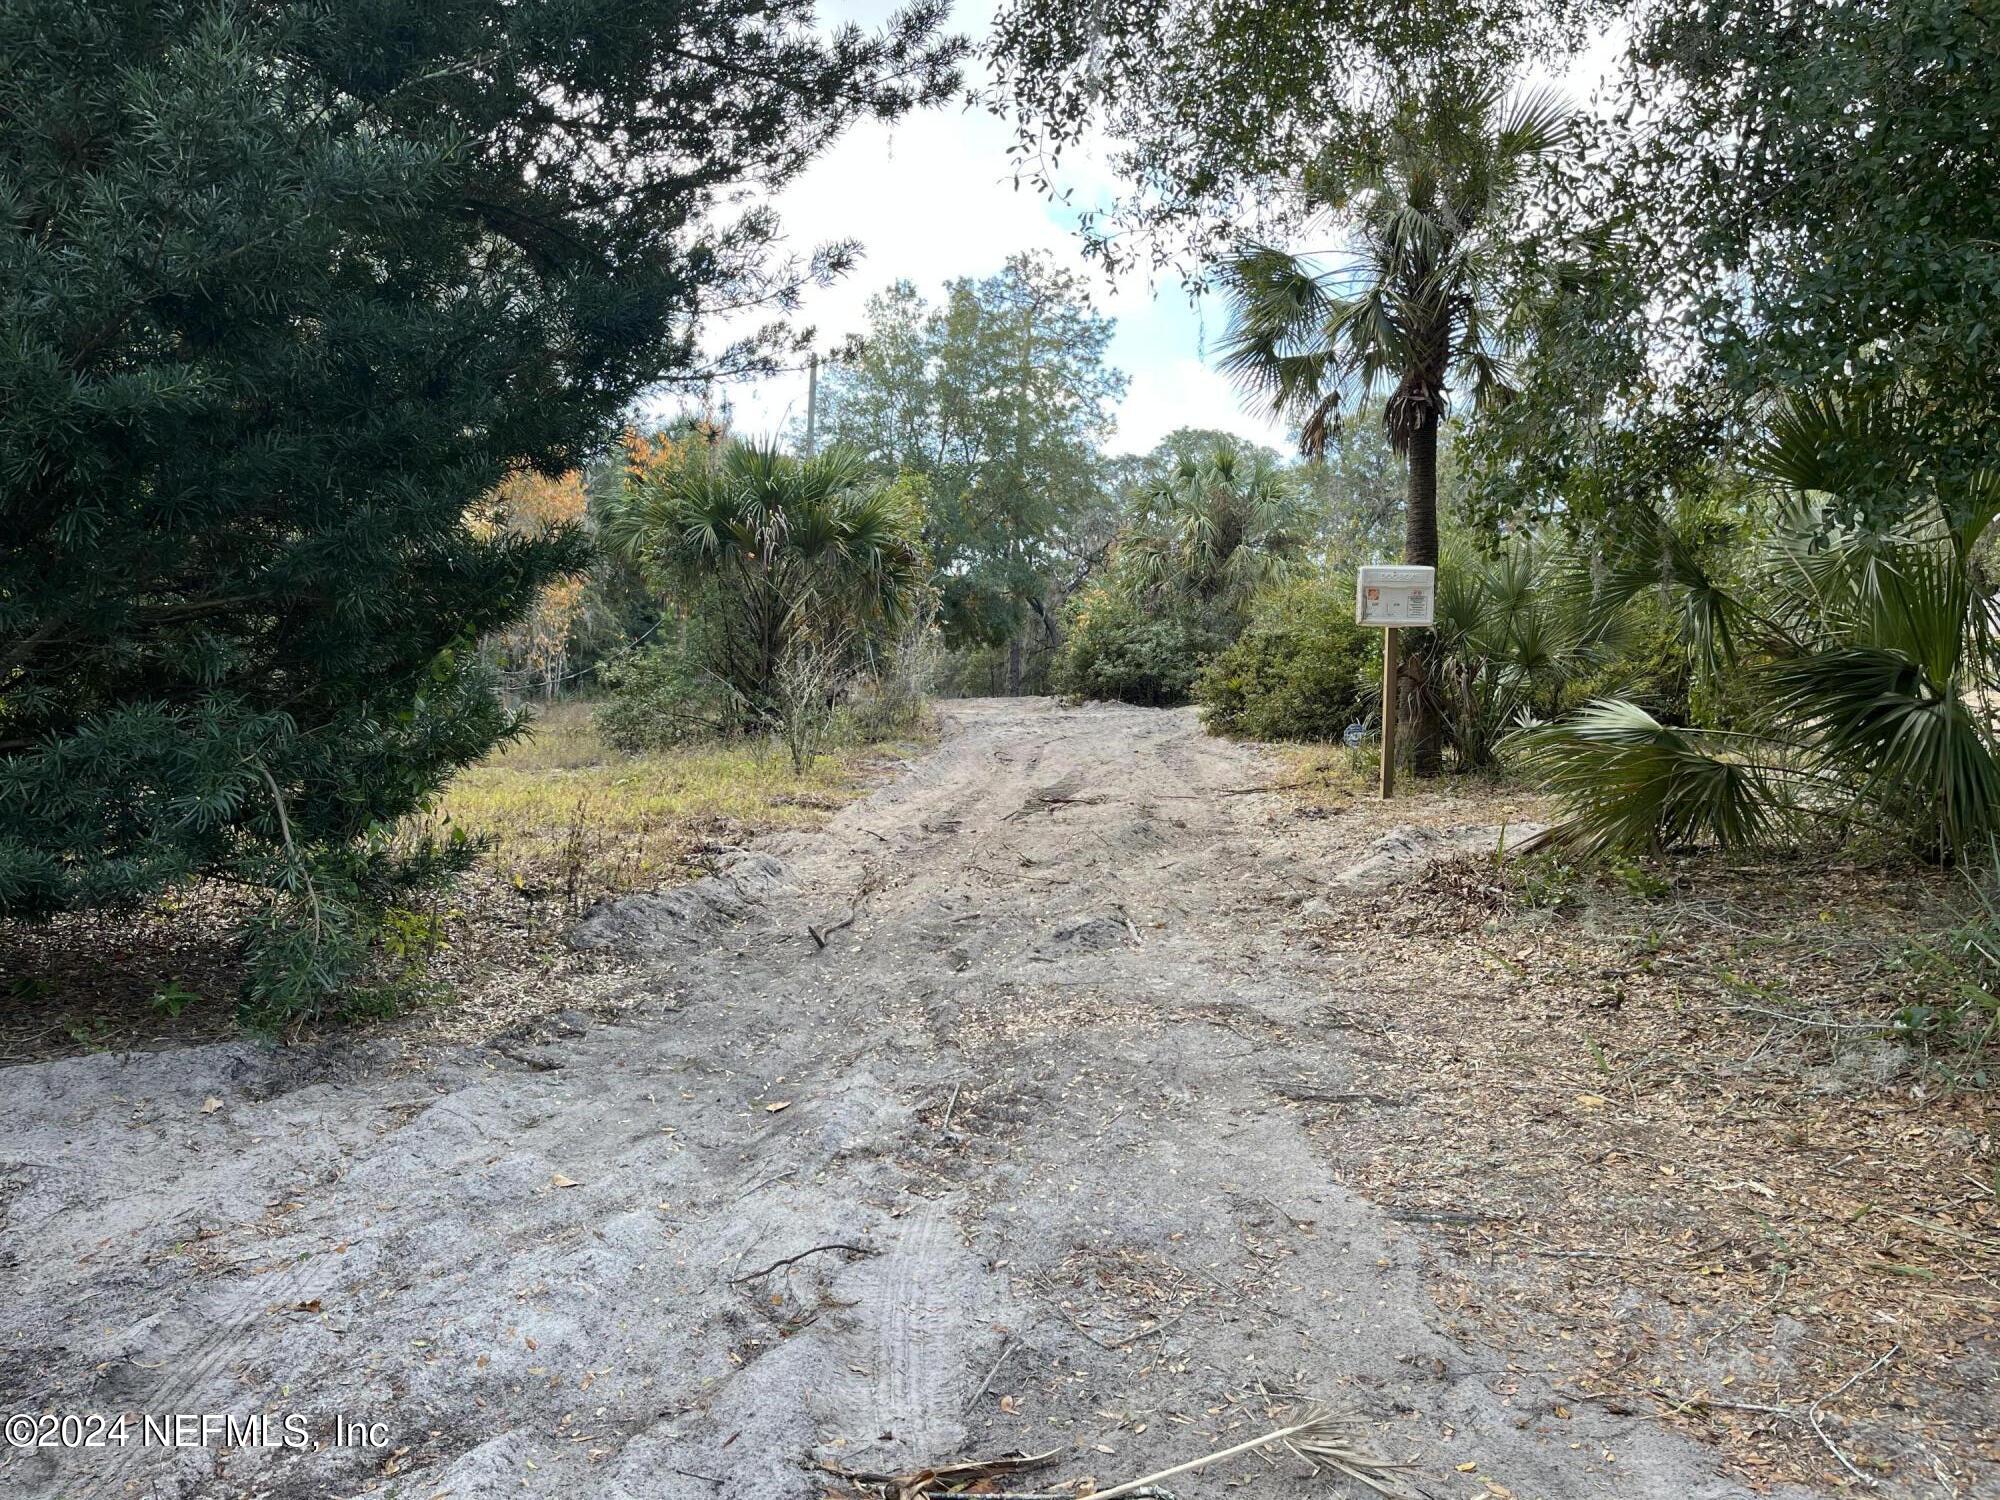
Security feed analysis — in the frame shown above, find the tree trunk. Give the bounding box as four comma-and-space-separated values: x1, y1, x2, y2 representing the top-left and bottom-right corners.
1404, 406, 1439, 567
1403, 407, 1444, 776
1006, 633, 1023, 696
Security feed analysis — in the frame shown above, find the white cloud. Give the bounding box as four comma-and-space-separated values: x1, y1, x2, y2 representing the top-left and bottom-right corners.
706, 98, 1075, 435
1112, 357, 1291, 457
697, 0, 1238, 450
702, 1, 1630, 458
710, 95, 1293, 455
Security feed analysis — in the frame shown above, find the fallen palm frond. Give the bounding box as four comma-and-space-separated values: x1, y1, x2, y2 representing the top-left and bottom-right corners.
814, 1446, 1062, 1500
1089, 1407, 1417, 1500
1274, 1412, 1425, 1500
813, 1412, 1417, 1500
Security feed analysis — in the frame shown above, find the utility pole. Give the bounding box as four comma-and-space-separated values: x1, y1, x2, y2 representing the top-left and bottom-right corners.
804, 352, 819, 458
701, 380, 719, 473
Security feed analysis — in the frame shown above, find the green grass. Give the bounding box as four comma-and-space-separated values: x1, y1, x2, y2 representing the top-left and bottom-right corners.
430, 701, 902, 902
1275, 743, 1374, 810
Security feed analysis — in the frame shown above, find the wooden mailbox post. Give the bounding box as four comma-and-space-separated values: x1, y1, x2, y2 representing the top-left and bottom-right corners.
1354, 565, 1436, 799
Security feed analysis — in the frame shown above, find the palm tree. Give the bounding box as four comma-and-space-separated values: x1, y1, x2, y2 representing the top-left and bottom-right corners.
1515, 392, 2000, 864
1122, 446, 1306, 630
604, 439, 929, 716
1218, 78, 1571, 769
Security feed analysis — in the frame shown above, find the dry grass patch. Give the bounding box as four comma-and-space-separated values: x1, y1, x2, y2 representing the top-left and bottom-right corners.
1275, 746, 1547, 837
433, 702, 890, 904
1272, 744, 1371, 815
0, 702, 919, 1059
1287, 785, 2000, 1494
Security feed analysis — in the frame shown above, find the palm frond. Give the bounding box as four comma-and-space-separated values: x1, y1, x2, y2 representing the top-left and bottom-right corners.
1220, 84, 1560, 462
1298, 389, 1344, 457
1592, 505, 1742, 676
1510, 701, 1789, 855
1750, 388, 1912, 505
1953, 467, 2000, 555
1760, 646, 2000, 857
1216, 247, 1340, 408
1494, 87, 1574, 165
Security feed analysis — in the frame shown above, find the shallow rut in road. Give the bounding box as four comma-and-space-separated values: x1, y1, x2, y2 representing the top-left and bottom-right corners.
0, 699, 1823, 1500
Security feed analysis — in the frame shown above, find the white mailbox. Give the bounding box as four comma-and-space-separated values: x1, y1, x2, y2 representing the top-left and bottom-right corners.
1355, 565, 1436, 627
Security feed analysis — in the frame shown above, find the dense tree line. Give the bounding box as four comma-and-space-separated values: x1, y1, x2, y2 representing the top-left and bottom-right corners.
6, 0, 1995, 1020
0, 0, 962, 1016
815, 253, 1127, 690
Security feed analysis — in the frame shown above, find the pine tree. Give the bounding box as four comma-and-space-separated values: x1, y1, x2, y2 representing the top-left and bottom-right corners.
0, 0, 960, 1020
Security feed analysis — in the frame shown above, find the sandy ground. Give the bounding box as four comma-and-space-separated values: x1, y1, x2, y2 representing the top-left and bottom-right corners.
0, 699, 1827, 1500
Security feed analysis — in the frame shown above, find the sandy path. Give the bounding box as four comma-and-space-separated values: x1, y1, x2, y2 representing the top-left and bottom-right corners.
0, 700, 1821, 1500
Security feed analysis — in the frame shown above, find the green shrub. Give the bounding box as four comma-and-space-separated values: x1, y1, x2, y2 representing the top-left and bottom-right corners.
1053, 588, 1221, 706
846, 623, 943, 740
1558, 595, 1693, 724
1196, 577, 1377, 741
594, 635, 741, 752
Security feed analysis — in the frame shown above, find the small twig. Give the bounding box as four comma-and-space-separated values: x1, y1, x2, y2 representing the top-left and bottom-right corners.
1257, 1194, 1315, 1232
808, 907, 857, 949
1700, 1265, 1790, 1352
963, 1337, 1016, 1412
733, 1167, 795, 1201
1104, 1312, 1183, 1349
1595, 1341, 1901, 1489
1054, 1302, 1181, 1351
1717, 1001, 1891, 1033
1089, 1408, 1412, 1500
728, 1242, 877, 1284
1806, 1342, 1900, 1488
1389, 1208, 1519, 1227
939, 1080, 962, 1135
1514, 1246, 1630, 1261
1272, 1085, 1410, 1107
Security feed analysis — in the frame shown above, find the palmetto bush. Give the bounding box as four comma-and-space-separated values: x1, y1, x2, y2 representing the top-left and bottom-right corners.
602, 441, 929, 728
1120, 446, 1307, 632
1434, 535, 1623, 769
1515, 395, 2000, 862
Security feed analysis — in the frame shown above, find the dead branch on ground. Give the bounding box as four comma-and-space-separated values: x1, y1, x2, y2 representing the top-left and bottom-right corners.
728, 1242, 877, 1284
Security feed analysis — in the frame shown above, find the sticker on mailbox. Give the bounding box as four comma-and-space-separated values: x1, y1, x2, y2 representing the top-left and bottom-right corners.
1355, 565, 1436, 627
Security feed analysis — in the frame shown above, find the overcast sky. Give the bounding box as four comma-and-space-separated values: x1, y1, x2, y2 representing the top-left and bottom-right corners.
703, 1, 1624, 458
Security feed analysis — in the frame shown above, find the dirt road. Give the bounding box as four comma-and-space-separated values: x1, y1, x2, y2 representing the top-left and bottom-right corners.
2, 700, 1820, 1500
